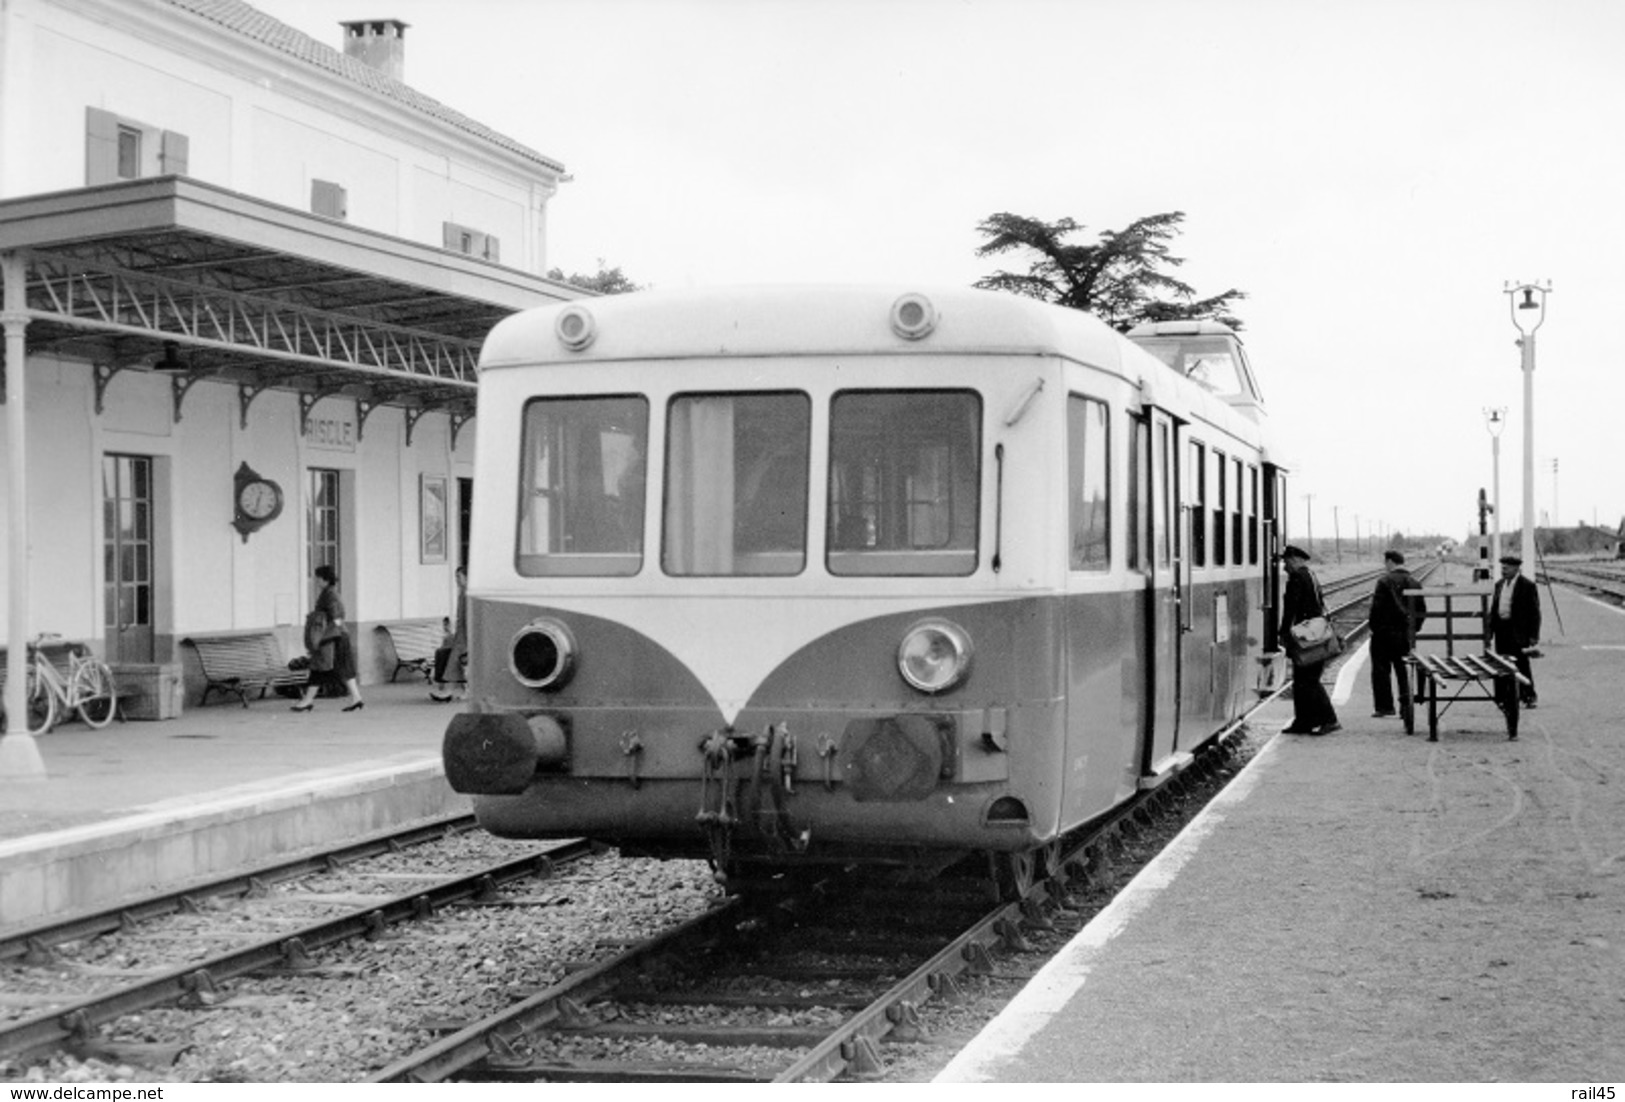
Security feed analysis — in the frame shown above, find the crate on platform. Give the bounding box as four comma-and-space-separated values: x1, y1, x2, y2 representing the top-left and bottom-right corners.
113, 662, 184, 720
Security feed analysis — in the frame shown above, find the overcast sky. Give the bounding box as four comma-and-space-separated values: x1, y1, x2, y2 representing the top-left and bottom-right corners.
258, 0, 1625, 546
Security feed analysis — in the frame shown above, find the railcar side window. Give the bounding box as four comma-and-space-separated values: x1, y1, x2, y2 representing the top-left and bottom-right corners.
1067, 395, 1111, 571
1188, 440, 1207, 568
663, 392, 810, 576
517, 396, 648, 576
1248, 464, 1260, 565
1233, 457, 1245, 566
1212, 448, 1227, 567
1127, 415, 1148, 572
827, 390, 980, 576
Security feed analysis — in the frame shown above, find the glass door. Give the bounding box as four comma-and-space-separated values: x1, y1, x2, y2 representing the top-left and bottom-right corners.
308, 468, 341, 576
103, 454, 155, 663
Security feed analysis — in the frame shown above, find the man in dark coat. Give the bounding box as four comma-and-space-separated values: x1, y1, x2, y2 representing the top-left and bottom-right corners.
1368, 550, 1428, 718
1279, 545, 1340, 735
1487, 553, 1541, 715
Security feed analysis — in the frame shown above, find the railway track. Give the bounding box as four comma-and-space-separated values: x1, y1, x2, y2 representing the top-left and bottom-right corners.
0, 820, 596, 1070
1, 814, 484, 967
374, 730, 1272, 1083
1539, 560, 1625, 605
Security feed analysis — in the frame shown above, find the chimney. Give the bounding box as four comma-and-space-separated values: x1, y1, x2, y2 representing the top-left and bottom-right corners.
340, 19, 408, 82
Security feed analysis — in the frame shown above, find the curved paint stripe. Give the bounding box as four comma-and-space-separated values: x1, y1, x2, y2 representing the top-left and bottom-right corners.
1332, 640, 1369, 705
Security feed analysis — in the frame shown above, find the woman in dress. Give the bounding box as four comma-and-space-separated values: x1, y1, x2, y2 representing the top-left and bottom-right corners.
292, 564, 365, 712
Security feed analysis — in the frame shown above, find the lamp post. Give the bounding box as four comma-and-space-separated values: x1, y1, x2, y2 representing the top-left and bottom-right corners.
1505, 280, 1551, 573
1484, 407, 1506, 569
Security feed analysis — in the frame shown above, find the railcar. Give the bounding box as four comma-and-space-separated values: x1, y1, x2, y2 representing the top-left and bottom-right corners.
443, 286, 1288, 893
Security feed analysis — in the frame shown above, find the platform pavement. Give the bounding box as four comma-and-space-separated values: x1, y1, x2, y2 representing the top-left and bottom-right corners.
939, 576, 1625, 1083
0, 679, 467, 929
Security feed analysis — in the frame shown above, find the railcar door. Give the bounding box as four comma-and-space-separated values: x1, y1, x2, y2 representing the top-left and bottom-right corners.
1138, 407, 1184, 780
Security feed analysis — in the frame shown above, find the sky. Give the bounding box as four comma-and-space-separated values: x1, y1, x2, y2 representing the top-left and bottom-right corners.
257, 0, 1625, 546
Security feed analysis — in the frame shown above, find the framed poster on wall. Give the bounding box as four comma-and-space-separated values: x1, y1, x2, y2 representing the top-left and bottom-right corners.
420, 474, 448, 563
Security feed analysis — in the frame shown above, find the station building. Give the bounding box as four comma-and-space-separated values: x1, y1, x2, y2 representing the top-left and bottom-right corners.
0, 0, 581, 728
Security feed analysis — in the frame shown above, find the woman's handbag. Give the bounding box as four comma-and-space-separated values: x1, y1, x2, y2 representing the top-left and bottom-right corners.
303, 610, 336, 673
1290, 615, 1343, 666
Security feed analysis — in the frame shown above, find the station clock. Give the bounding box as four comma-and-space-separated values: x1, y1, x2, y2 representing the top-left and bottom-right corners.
232, 461, 284, 541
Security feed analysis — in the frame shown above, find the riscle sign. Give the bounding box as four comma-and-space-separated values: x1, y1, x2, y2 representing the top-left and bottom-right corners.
306, 413, 357, 452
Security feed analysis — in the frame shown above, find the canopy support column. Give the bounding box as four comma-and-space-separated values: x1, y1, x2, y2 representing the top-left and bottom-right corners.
2, 251, 45, 778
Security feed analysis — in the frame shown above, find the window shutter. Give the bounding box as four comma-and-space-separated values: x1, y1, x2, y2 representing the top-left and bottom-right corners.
159, 130, 189, 176
85, 107, 119, 185
442, 222, 462, 250
312, 180, 348, 220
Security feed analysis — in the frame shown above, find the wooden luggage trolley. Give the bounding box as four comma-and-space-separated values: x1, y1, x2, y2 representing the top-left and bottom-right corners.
1402, 584, 1531, 741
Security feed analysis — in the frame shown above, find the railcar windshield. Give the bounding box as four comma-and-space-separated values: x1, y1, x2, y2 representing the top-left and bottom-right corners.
663, 392, 811, 576
826, 390, 980, 576
516, 396, 648, 576
1133, 335, 1254, 402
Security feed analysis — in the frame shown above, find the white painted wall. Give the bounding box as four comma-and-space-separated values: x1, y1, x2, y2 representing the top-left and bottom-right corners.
1, 0, 559, 273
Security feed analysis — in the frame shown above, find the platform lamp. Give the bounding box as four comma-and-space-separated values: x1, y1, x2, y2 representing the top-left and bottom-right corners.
1484, 407, 1506, 572
1505, 280, 1551, 576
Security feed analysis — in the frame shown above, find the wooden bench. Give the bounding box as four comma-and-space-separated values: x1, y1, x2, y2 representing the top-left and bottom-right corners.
375, 619, 445, 683
183, 633, 307, 707
1407, 652, 1531, 742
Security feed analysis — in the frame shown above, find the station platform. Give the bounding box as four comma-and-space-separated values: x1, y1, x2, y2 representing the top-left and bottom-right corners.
0, 680, 465, 930
939, 576, 1625, 1082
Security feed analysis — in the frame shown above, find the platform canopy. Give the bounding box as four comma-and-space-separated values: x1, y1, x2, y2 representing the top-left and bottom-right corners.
0, 175, 579, 435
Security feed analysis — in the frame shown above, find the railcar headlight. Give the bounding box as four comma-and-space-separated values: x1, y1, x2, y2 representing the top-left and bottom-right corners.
554, 306, 597, 351
889, 292, 938, 340
510, 618, 577, 691
897, 619, 973, 694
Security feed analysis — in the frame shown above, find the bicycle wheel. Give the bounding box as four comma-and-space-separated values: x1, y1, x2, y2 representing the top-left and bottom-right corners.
74, 660, 119, 729
3, 664, 58, 734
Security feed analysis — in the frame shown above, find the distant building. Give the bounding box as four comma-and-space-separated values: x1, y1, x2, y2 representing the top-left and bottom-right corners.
0, 0, 580, 701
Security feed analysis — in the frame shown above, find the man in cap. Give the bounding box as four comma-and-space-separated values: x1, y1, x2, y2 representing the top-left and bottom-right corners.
1487, 554, 1541, 719
1368, 550, 1428, 718
1279, 544, 1341, 735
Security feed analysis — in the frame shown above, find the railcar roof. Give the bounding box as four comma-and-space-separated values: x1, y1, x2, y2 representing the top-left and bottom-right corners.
479, 285, 1131, 369
478, 284, 1266, 447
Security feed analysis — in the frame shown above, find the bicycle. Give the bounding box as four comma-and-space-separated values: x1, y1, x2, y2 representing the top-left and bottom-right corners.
0, 633, 118, 734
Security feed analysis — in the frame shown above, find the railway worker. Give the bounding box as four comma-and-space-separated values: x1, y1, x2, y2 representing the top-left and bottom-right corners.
1279, 545, 1341, 735
1487, 554, 1541, 714
1367, 550, 1428, 719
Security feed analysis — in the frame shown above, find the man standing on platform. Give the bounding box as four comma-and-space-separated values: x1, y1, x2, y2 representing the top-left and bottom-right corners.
1279, 545, 1341, 735
1487, 554, 1541, 714
1368, 550, 1428, 718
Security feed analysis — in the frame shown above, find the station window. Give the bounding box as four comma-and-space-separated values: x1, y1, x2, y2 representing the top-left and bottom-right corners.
442, 220, 501, 262
516, 396, 648, 576
827, 390, 979, 576
1187, 440, 1206, 568
1067, 395, 1111, 571
85, 107, 188, 185
663, 392, 810, 576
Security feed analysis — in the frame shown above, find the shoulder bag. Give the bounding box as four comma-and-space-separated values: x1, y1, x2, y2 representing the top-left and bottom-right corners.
1289, 574, 1343, 667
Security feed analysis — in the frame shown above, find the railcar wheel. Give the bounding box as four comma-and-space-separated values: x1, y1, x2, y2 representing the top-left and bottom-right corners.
992, 849, 1039, 901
